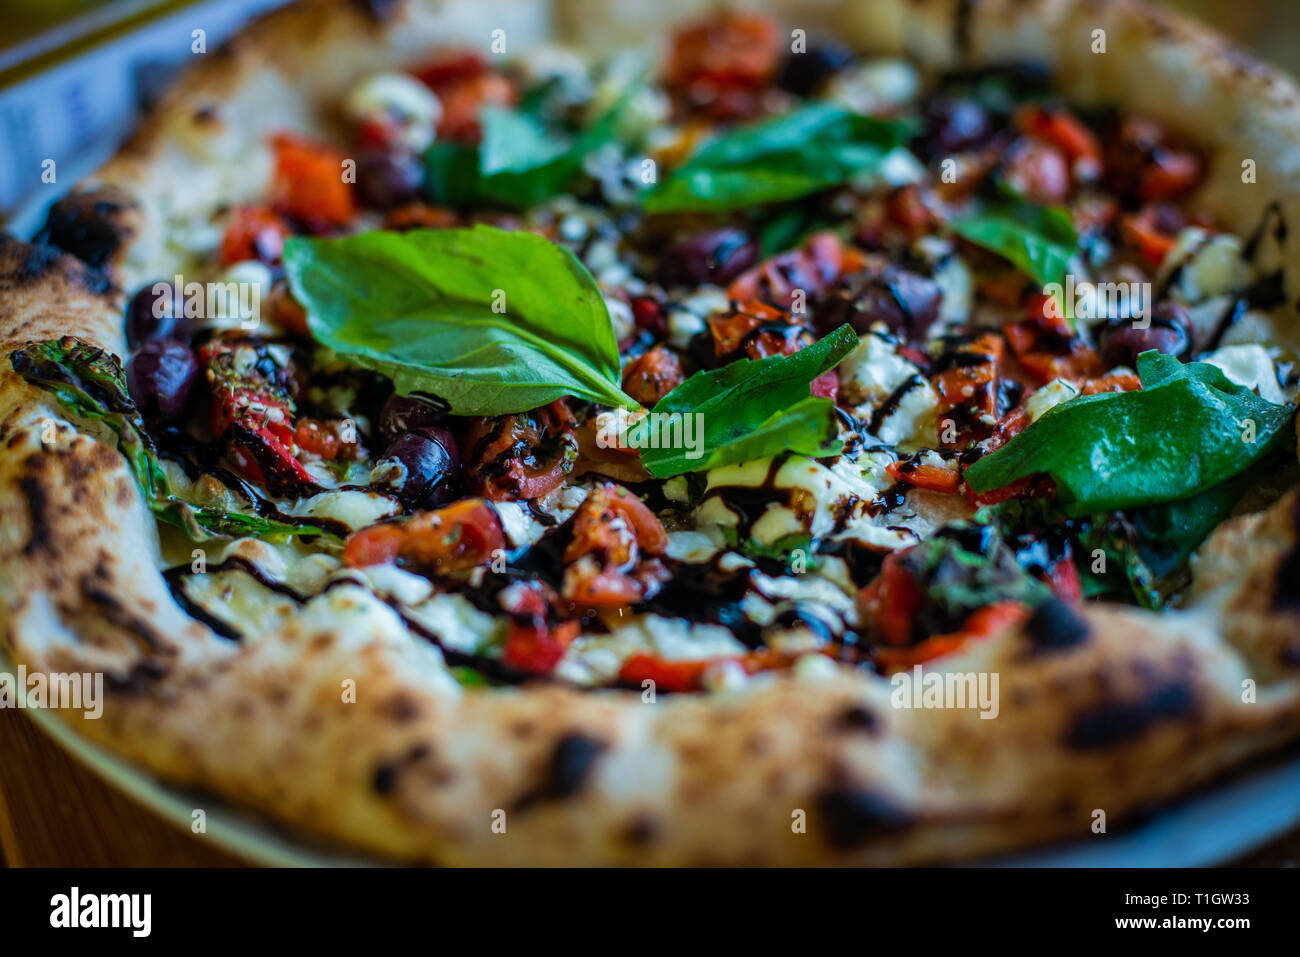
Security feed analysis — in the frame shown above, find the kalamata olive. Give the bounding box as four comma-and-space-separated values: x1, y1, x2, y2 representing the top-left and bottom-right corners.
919, 96, 992, 159
777, 43, 854, 97
125, 281, 186, 348
355, 148, 426, 210
658, 228, 758, 288
371, 427, 460, 509
816, 268, 942, 343
126, 339, 197, 426
1098, 301, 1193, 369
377, 393, 450, 445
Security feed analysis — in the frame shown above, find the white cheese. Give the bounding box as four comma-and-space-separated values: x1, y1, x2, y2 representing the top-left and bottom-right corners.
288, 489, 398, 531
837, 329, 917, 406
828, 59, 919, 113
1202, 344, 1287, 405
1024, 378, 1081, 423
343, 72, 441, 153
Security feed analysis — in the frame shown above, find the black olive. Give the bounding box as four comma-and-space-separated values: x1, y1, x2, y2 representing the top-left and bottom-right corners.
918, 96, 993, 159
372, 427, 460, 509
356, 148, 426, 210
377, 394, 450, 445
1098, 301, 1193, 369
776, 43, 854, 97
658, 228, 758, 288
125, 281, 187, 348
126, 339, 198, 426
816, 268, 942, 343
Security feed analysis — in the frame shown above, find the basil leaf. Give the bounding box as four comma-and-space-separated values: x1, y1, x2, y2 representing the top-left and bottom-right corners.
964, 352, 1295, 516
9, 339, 334, 544
640, 324, 858, 477
950, 200, 1076, 288
644, 102, 916, 214
284, 226, 634, 415
424, 86, 633, 210
904, 533, 1052, 629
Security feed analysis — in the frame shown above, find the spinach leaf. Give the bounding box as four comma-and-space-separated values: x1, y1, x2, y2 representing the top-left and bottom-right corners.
644, 102, 916, 214
284, 226, 634, 415
639, 324, 858, 477
950, 199, 1076, 288
9, 338, 335, 544
964, 352, 1295, 517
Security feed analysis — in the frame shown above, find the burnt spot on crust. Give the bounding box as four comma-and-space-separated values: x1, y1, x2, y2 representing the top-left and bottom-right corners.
103, 658, 169, 694
353, 0, 403, 21
17, 474, 51, 557
34, 188, 136, 273
1024, 598, 1090, 652
1064, 680, 1198, 750
1273, 497, 1300, 611
832, 705, 879, 734
0, 234, 112, 297
620, 814, 659, 847
515, 732, 608, 810
80, 575, 169, 652
371, 742, 431, 795
816, 788, 913, 849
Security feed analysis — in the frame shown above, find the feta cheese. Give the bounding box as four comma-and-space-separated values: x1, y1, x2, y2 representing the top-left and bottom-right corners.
1202, 344, 1287, 405
344, 72, 441, 153
1024, 378, 1081, 423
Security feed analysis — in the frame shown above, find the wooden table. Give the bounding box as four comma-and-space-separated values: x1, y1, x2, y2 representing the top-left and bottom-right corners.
2, 706, 1296, 867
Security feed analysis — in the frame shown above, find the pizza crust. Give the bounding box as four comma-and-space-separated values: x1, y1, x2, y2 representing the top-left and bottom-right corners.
2, 0, 1299, 865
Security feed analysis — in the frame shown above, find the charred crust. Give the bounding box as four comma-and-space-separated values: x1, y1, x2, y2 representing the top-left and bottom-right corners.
516, 732, 608, 810
816, 788, 913, 849
1274, 497, 1300, 611
1065, 680, 1199, 750
832, 705, 879, 734
353, 0, 403, 21
371, 742, 431, 795
103, 658, 169, 693
0, 234, 112, 296
1024, 598, 1090, 652
17, 474, 52, 556
33, 188, 136, 275
620, 814, 659, 847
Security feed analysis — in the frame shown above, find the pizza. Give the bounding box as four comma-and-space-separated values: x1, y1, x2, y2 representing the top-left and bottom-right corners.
2, 0, 1299, 866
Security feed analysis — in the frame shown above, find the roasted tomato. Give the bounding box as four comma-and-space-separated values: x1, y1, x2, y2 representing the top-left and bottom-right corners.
707, 300, 808, 361
219, 205, 291, 266
727, 232, 856, 310
664, 10, 781, 119
343, 497, 504, 575
872, 601, 1030, 670
199, 339, 312, 494
621, 346, 686, 406
1000, 137, 1072, 205
270, 133, 356, 228
562, 483, 668, 608
294, 418, 361, 462
414, 51, 515, 142
931, 332, 1006, 446
1015, 106, 1102, 177
464, 400, 579, 501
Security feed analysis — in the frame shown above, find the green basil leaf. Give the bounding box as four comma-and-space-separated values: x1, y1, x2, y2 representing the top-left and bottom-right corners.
422, 141, 483, 207
644, 102, 916, 214
425, 84, 635, 210
8, 338, 335, 544
640, 324, 858, 477
284, 225, 634, 415
950, 200, 1077, 288
964, 352, 1296, 516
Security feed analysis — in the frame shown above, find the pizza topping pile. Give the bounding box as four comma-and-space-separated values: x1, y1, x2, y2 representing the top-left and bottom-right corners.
17, 9, 1299, 690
